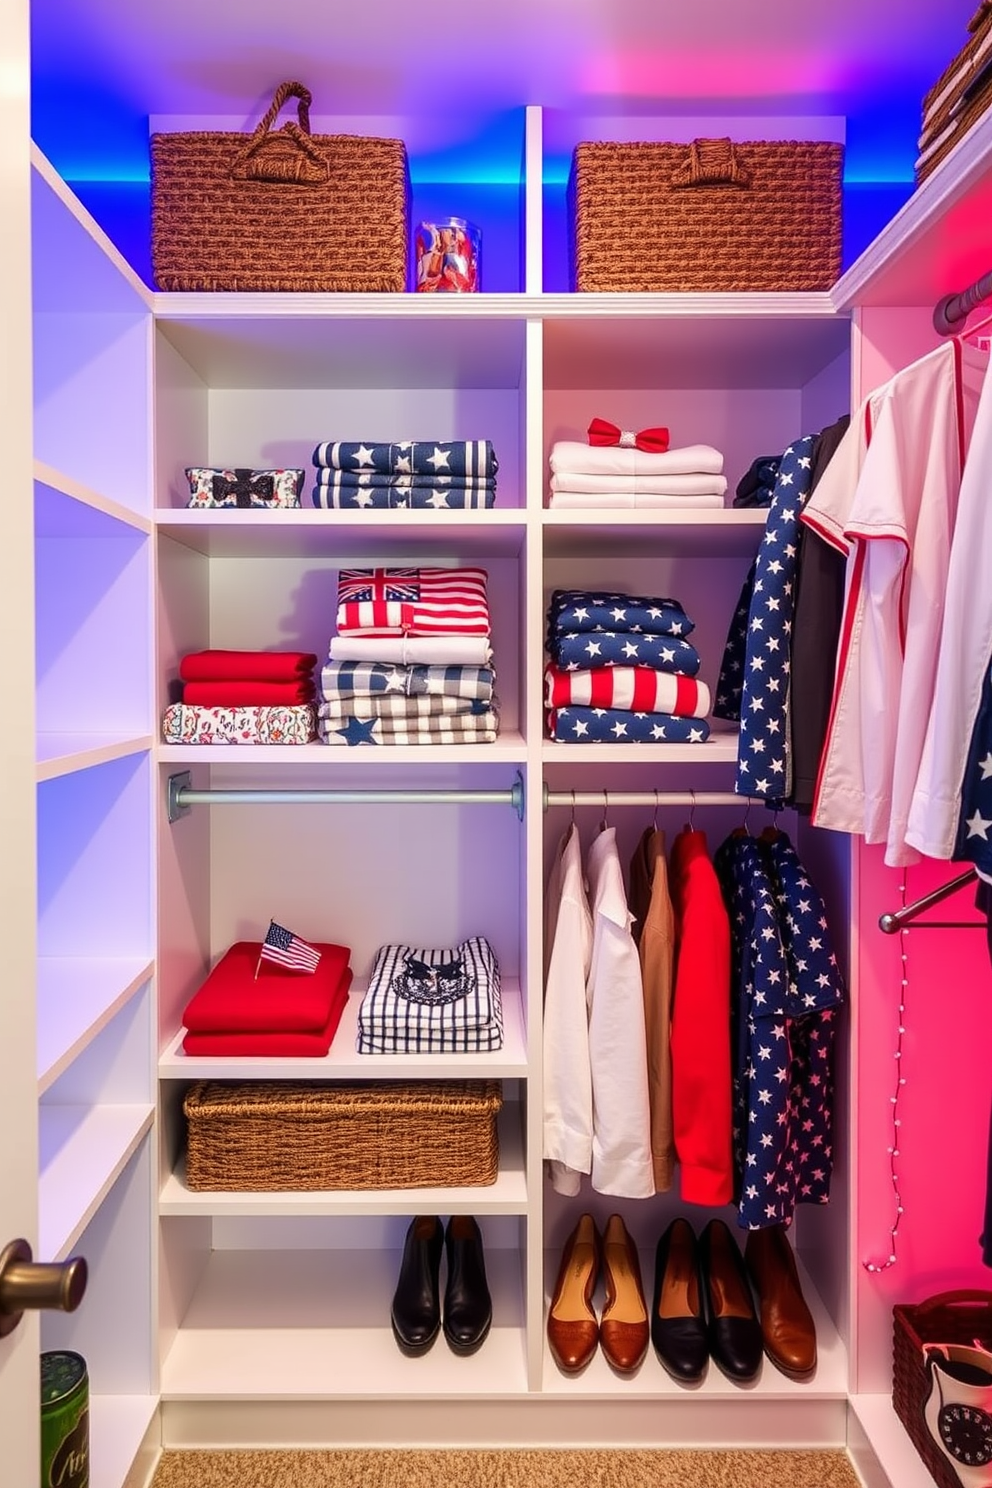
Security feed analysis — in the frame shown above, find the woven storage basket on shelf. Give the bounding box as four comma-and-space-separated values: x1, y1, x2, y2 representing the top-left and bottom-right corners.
568, 137, 843, 293
892, 1290, 992, 1488
916, 1, 992, 185
151, 80, 410, 292
183, 1079, 503, 1191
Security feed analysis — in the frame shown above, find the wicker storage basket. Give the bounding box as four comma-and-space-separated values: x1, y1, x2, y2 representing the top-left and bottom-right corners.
568, 137, 843, 293
893, 1290, 992, 1488
916, 2, 992, 185
183, 1079, 503, 1191
151, 80, 410, 292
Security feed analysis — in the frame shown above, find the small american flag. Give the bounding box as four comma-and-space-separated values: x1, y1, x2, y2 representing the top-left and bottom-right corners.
258, 921, 321, 974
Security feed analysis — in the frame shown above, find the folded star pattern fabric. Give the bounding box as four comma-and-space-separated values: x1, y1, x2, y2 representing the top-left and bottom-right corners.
547, 707, 711, 743
162, 703, 318, 745
548, 631, 701, 676
548, 590, 693, 637
313, 440, 498, 478
320, 711, 499, 746
320, 660, 494, 703
319, 693, 495, 722
312, 484, 495, 510
356, 936, 503, 1053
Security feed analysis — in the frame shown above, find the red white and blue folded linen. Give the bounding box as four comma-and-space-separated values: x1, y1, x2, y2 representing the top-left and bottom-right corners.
548, 590, 693, 637
335, 566, 490, 637
548, 631, 701, 676
314, 440, 498, 478
357, 936, 502, 1054
550, 441, 724, 477
162, 703, 317, 745
319, 711, 499, 746
544, 664, 710, 718
314, 469, 496, 491
547, 707, 711, 743
182, 940, 353, 1033
179, 650, 318, 682
329, 635, 493, 666
319, 694, 496, 722
549, 472, 727, 496
320, 660, 495, 702
312, 483, 495, 510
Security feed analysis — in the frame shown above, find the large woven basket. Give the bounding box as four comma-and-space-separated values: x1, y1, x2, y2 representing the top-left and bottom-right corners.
893, 1290, 992, 1488
183, 1079, 502, 1191
916, 2, 992, 185
568, 137, 843, 293
151, 80, 410, 292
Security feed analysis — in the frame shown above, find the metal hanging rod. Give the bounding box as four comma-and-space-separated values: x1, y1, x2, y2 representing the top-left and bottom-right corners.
934, 267, 992, 335
878, 866, 980, 934
167, 770, 525, 823
543, 788, 776, 811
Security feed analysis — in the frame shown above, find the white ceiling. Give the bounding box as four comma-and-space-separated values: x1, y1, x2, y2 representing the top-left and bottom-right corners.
31, 0, 981, 180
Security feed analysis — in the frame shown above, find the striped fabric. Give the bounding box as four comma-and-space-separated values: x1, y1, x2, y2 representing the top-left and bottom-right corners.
314, 469, 496, 491
320, 660, 495, 702
314, 440, 498, 478
336, 566, 490, 637
312, 483, 495, 510
357, 936, 503, 1053
544, 664, 710, 718
547, 707, 710, 744
320, 711, 499, 746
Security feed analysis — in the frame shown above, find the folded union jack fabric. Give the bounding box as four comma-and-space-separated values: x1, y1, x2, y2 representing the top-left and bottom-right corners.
336, 566, 490, 637
319, 712, 499, 746
547, 590, 694, 638
547, 707, 711, 744
319, 694, 495, 722
162, 703, 317, 745
548, 631, 702, 677
313, 440, 498, 478
320, 660, 495, 702
312, 483, 495, 510
544, 665, 711, 718
357, 936, 503, 1053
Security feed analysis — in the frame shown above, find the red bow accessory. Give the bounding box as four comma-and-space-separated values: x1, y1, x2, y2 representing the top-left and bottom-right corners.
587, 417, 670, 454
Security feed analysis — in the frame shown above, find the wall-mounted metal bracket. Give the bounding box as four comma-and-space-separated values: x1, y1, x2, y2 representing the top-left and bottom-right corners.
167, 771, 192, 824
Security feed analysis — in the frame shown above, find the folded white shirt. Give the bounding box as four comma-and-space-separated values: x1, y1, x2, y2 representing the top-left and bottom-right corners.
549, 472, 728, 496
549, 441, 725, 477
548, 490, 726, 509
329, 635, 493, 666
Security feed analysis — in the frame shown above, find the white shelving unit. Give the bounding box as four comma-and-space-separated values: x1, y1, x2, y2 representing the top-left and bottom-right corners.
15, 66, 992, 1488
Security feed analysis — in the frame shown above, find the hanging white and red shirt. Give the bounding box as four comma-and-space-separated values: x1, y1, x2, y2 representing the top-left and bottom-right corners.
335, 566, 490, 637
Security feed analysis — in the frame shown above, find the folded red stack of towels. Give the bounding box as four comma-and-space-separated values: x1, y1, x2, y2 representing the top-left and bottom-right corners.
181, 940, 353, 1056
162, 649, 319, 745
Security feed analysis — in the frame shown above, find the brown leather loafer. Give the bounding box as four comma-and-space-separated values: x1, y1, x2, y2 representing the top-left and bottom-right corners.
744, 1223, 817, 1381
599, 1213, 649, 1375
547, 1213, 601, 1374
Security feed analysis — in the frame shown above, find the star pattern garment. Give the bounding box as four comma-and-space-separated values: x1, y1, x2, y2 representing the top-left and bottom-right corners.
356, 937, 503, 1053
548, 631, 701, 676
953, 658, 992, 879
713, 557, 756, 723
320, 660, 494, 702
161, 703, 317, 745
320, 711, 498, 746
313, 440, 497, 478
336, 566, 490, 637
312, 482, 495, 509
547, 707, 710, 744
548, 590, 693, 637
544, 664, 710, 718
734, 435, 818, 804
714, 830, 843, 1229
314, 469, 496, 491
319, 694, 493, 722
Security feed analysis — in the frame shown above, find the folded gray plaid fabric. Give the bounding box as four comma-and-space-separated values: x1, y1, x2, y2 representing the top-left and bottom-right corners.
318, 693, 496, 722
320, 660, 495, 701
319, 711, 499, 746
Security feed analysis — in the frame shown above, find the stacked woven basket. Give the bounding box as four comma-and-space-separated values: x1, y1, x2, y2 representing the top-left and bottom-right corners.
917, 1, 992, 184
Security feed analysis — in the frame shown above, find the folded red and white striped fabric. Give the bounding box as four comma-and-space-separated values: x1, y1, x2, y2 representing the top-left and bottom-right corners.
544, 664, 711, 718
335, 566, 490, 637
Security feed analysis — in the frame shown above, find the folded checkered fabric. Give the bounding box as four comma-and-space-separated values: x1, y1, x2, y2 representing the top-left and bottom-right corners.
319, 694, 496, 722
321, 660, 495, 702
544, 664, 710, 718
313, 440, 498, 478
162, 703, 317, 745
336, 566, 490, 637
320, 712, 499, 746
548, 589, 693, 638
548, 631, 701, 676
312, 483, 495, 510
357, 936, 503, 1053
547, 707, 710, 744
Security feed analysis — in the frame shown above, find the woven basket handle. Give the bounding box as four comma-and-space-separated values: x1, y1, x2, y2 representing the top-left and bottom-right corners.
910, 1289, 992, 1315
231, 80, 329, 186
671, 137, 751, 189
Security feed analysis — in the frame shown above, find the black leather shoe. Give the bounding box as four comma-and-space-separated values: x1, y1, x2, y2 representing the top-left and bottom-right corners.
443, 1215, 492, 1355
651, 1217, 709, 1383
699, 1219, 763, 1383
391, 1215, 444, 1356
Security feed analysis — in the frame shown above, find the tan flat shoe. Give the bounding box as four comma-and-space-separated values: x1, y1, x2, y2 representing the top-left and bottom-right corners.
547, 1213, 601, 1375
599, 1213, 649, 1375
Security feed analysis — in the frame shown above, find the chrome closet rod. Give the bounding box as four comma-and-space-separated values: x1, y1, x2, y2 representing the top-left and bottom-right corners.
166, 770, 525, 822
543, 788, 774, 810
878, 866, 979, 934
933, 266, 992, 335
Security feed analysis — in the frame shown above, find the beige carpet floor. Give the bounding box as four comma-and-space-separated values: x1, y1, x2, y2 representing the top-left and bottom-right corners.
149, 1448, 863, 1488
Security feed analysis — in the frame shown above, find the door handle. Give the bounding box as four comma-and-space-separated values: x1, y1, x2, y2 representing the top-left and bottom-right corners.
0, 1239, 87, 1338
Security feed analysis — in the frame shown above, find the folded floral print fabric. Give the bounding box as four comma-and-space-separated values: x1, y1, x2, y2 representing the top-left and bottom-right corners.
162, 703, 317, 745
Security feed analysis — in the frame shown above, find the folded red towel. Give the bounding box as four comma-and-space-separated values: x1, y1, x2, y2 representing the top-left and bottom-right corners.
183, 680, 316, 706
180, 651, 319, 683
182, 941, 352, 1033
182, 971, 352, 1056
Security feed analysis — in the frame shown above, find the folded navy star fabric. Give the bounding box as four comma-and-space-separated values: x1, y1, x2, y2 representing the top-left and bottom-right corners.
313, 440, 497, 478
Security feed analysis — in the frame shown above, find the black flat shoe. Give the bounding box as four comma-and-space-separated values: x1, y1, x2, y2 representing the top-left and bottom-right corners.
391, 1215, 444, 1356
651, 1217, 709, 1383
443, 1215, 492, 1355
699, 1218, 763, 1383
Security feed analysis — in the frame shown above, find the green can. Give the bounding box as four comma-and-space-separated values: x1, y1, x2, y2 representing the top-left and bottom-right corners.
40, 1351, 89, 1488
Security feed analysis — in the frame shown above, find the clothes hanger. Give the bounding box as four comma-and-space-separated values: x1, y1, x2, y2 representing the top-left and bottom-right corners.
599, 788, 610, 834
683, 787, 697, 835
652, 788, 660, 833
760, 804, 783, 842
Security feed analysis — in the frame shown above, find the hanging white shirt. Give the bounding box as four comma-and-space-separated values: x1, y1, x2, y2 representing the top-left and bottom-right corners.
542, 823, 594, 1196
585, 826, 654, 1199
907, 344, 992, 859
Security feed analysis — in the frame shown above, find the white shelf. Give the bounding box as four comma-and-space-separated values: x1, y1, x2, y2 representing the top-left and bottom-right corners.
159, 979, 527, 1080
156, 508, 528, 559
31, 146, 152, 311
36, 734, 153, 782
849, 1392, 937, 1488
160, 1244, 527, 1399
38, 957, 154, 1093
35, 464, 152, 536
543, 735, 740, 764
158, 734, 528, 766
542, 509, 767, 558
39, 1104, 154, 1262
89, 1394, 158, 1488
160, 1104, 526, 1217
